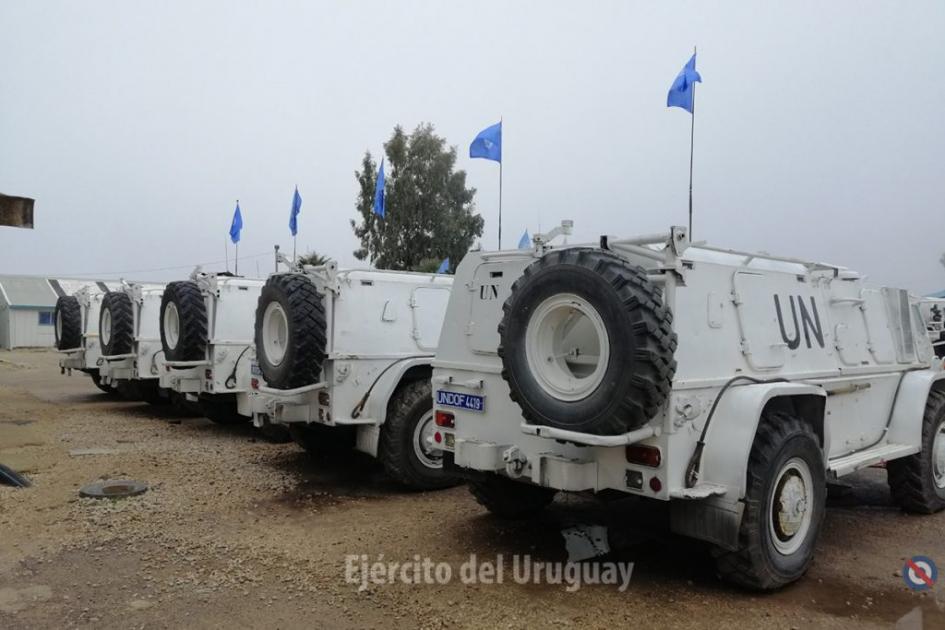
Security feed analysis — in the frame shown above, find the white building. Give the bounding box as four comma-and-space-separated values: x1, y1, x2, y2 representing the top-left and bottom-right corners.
0, 275, 113, 349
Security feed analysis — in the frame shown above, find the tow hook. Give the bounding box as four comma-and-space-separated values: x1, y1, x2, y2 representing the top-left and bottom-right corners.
503, 447, 528, 478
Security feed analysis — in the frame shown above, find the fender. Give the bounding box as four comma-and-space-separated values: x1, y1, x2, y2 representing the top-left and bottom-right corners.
353, 357, 434, 456
886, 368, 945, 447
698, 382, 826, 499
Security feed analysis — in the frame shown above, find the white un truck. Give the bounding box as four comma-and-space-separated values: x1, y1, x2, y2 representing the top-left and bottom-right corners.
94, 282, 168, 403
431, 223, 944, 590
56, 283, 117, 393
251, 258, 455, 490
157, 270, 283, 436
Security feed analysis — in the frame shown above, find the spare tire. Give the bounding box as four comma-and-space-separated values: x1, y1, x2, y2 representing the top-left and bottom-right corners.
254, 273, 327, 389
160, 281, 207, 362
54, 295, 82, 350
497, 248, 677, 435
99, 291, 134, 356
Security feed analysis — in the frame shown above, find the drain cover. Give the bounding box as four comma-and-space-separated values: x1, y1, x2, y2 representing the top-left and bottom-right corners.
79, 480, 148, 499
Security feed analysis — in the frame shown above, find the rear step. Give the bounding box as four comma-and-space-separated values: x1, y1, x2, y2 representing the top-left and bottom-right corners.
827, 443, 918, 478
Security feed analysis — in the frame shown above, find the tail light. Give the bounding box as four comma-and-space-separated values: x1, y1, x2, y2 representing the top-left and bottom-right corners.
626, 444, 661, 468
251, 378, 259, 390
435, 410, 455, 428
204, 369, 213, 380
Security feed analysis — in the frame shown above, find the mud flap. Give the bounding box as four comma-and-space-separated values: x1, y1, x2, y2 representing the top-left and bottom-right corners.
670, 496, 743, 551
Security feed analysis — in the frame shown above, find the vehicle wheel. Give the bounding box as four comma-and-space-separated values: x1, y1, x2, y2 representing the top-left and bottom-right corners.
497, 248, 677, 435
199, 396, 245, 425
169, 391, 201, 417
254, 274, 327, 389
138, 381, 169, 406
469, 474, 557, 519
89, 371, 113, 394
256, 421, 292, 443
54, 296, 82, 350
288, 423, 355, 455
379, 379, 459, 490
99, 291, 134, 356
160, 281, 207, 362
888, 389, 945, 514
712, 411, 825, 590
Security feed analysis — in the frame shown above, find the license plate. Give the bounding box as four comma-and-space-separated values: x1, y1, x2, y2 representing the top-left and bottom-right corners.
250, 362, 262, 377
436, 390, 484, 412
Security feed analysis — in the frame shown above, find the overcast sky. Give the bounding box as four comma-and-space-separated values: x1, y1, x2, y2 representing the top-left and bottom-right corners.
1, 1, 943, 292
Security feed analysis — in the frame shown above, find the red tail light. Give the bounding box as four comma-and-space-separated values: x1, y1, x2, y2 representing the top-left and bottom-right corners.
204, 369, 213, 380
251, 378, 259, 390
435, 410, 455, 428
626, 444, 661, 468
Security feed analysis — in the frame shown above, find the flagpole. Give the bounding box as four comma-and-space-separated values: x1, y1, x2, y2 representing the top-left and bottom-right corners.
498, 116, 503, 250
224, 235, 229, 273
688, 46, 696, 239
499, 160, 503, 250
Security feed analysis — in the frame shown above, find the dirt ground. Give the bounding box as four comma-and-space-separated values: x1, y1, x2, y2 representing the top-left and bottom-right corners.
1, 349, 944, 629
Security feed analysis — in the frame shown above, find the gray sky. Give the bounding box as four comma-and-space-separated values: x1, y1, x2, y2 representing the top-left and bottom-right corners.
1, 1, 943, 292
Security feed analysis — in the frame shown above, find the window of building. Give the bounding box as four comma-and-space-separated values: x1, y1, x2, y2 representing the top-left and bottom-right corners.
38, 311, 54, 326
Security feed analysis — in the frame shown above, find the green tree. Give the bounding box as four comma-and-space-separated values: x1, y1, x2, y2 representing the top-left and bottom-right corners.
351, 123, 483, 271
298, 250, 331, 266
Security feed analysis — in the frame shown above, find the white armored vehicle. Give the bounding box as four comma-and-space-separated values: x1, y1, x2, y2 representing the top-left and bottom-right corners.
432, 223, 944, 589
55, 283, 116, 393
93, 282, 168, 403
157, 270, 279, 432
251, 258, 455, 489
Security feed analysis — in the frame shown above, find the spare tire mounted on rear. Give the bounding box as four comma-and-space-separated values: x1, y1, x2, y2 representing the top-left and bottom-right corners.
254, 273, 328, 390
497, 248, 677, 436
160, 281, 208, 362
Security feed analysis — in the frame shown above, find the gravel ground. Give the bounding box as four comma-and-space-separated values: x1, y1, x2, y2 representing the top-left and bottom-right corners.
1, 349, 944, 629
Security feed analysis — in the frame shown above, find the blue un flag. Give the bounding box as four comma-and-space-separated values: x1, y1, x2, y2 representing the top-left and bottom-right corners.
229, 202, 243, 244
289, 187, 302, 236
469, 122, 502, 162
667, 53, 701, 114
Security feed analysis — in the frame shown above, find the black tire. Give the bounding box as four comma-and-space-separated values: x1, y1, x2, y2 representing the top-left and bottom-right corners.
257, 422, 292, 443
54, 296, 82, 350
379, 379, 459, 490
469, 474, 557, 519
160, 281, 207, 362
254, 274, 327, 390
888, 389, 945, 514
713, 412, 826, 590
99, 291, 134, 356
497, 248, 677, 435
89, 371, 113, 394
289, 423, 355, 455
199, 396, 245, 425
138, 381, 169, 406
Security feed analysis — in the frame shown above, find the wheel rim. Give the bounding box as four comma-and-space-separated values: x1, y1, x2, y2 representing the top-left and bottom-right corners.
413, 409, 442, 469
164, 302, 180, 350
524, 293, 610, 401
262, 302, 289, 367
101, 309, 112, 346
932, 421, 945, 489
769, 456, 814, 555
